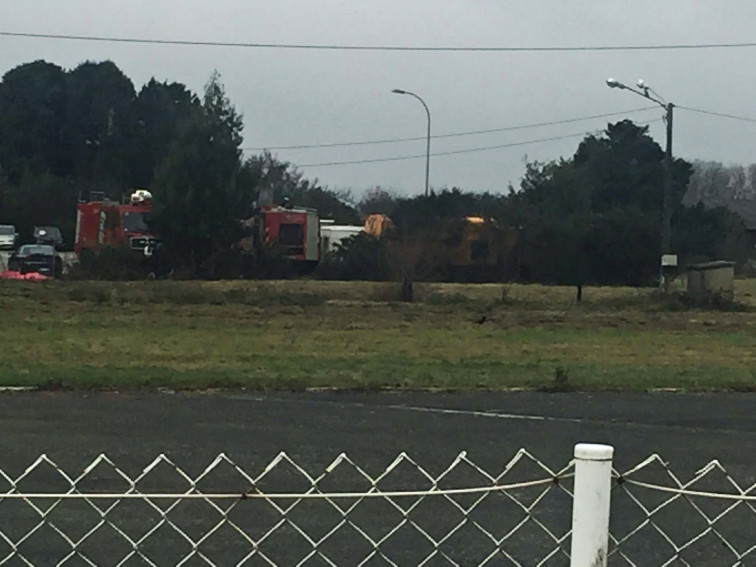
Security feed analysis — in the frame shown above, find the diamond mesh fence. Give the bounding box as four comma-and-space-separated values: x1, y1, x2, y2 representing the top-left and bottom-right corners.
0, 450, 752, 566
610, 455, 756, 566
0, 450, 574, 566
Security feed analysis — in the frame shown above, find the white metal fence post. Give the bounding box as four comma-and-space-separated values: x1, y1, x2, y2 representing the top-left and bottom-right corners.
570, 443, 614, 567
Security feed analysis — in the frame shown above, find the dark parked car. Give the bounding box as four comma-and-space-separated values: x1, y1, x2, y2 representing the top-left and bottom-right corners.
33, 226, 64, 249
8, 244, 63, 277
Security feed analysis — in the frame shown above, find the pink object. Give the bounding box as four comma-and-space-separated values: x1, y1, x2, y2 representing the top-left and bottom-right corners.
0, 270, 49, 281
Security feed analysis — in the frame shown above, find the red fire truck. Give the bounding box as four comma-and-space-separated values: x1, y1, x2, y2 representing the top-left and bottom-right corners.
257, 202, 320, 263
76, 190, 320, 269
74, 190, 158, 257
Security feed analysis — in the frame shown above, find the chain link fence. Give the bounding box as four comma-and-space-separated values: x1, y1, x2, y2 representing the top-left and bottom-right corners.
610, 454, 755, 566
0, 446, 752, 565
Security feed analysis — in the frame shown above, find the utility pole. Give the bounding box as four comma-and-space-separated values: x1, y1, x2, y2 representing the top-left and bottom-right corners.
606, 78, 677, 291
660, 102, 675, 292
662, 103, 674, 255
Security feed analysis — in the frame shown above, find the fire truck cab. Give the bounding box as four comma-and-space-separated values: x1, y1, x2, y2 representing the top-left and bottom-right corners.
75, 190, 158, 257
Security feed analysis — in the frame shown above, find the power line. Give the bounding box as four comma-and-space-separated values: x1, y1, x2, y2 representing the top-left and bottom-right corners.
678, 105, 756, 124
297, 119, 663, 167
4, 31, 756, 52
243, 107, 658, 151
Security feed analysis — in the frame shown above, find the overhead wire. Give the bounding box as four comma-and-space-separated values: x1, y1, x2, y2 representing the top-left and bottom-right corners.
677, 105, 756, 124
11, 31, 753, 167
257, 105, 756, 168
4, 31, 756, 52
243, 107, 658, 151
295, 118, 664, 167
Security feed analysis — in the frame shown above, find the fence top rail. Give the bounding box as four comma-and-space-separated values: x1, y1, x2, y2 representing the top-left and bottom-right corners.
614, 452, 756, 504
0, 475, 562, 500
1, 451, 752, 502
619, 478, 756, 501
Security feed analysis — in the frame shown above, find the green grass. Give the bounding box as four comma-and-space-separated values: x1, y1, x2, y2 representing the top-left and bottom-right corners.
0, 279, 754, 392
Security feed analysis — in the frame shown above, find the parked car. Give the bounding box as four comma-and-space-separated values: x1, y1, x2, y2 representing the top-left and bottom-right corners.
0, 224, 18, 250
33, 226, 64, 249
8, 244, 63, 277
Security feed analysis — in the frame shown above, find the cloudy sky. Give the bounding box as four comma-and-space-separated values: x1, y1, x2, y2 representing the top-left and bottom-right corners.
2, 1, 756, 197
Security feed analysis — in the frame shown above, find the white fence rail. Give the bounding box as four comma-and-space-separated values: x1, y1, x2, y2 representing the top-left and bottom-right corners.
0, 445, 752, 566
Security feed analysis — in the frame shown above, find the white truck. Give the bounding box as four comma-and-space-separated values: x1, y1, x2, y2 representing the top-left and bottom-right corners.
319, 220, 364, 255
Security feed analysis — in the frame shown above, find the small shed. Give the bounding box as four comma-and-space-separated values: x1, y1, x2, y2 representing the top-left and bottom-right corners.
686, 260, 736, 302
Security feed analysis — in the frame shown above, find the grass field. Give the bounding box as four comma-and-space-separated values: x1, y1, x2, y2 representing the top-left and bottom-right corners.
0, 278, 754, 392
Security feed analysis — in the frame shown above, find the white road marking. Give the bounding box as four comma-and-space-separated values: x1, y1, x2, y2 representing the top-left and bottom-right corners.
381, 403, 582, 423
227, 393, 584, 424
220, 393, 755, 435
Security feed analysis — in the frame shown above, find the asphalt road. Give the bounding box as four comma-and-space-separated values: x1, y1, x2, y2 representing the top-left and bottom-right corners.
0, 391, 752, 565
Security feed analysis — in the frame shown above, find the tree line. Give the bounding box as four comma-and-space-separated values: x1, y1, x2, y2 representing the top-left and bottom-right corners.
0, 60, 354, 277
0, 59, 750, 283
342, 121, 751, 285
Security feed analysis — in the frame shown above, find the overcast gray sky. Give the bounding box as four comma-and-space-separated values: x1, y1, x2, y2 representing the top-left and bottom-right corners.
2, 0, 756, 197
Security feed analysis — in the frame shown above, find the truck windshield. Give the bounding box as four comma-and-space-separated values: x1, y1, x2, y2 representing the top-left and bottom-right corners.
123, 211, 149, 233
0, 226, 14, 235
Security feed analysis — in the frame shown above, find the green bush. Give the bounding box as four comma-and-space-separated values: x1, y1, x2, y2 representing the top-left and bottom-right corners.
69, 246, 152, 280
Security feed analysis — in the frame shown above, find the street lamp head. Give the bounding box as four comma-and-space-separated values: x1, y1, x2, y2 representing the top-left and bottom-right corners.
606, 78, 620, 88
390, 88, 430, 197
637, 79, 645, 89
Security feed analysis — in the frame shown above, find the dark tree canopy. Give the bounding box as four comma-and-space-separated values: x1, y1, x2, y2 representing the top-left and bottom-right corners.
506, 120, 746, 285
358, 187, 398, 216
131, 79, 200, 188
0, 60, 69, 183
65, 61, 137, 190
150, 73, 250, 276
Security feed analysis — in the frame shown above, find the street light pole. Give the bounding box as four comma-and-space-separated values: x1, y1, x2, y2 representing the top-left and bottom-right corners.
606, 78, 676, 290
662, 102, 674, 256
392, 89, 431, 197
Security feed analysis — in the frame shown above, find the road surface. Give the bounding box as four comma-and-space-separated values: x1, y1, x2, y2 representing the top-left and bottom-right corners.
0, 390, 752, 565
